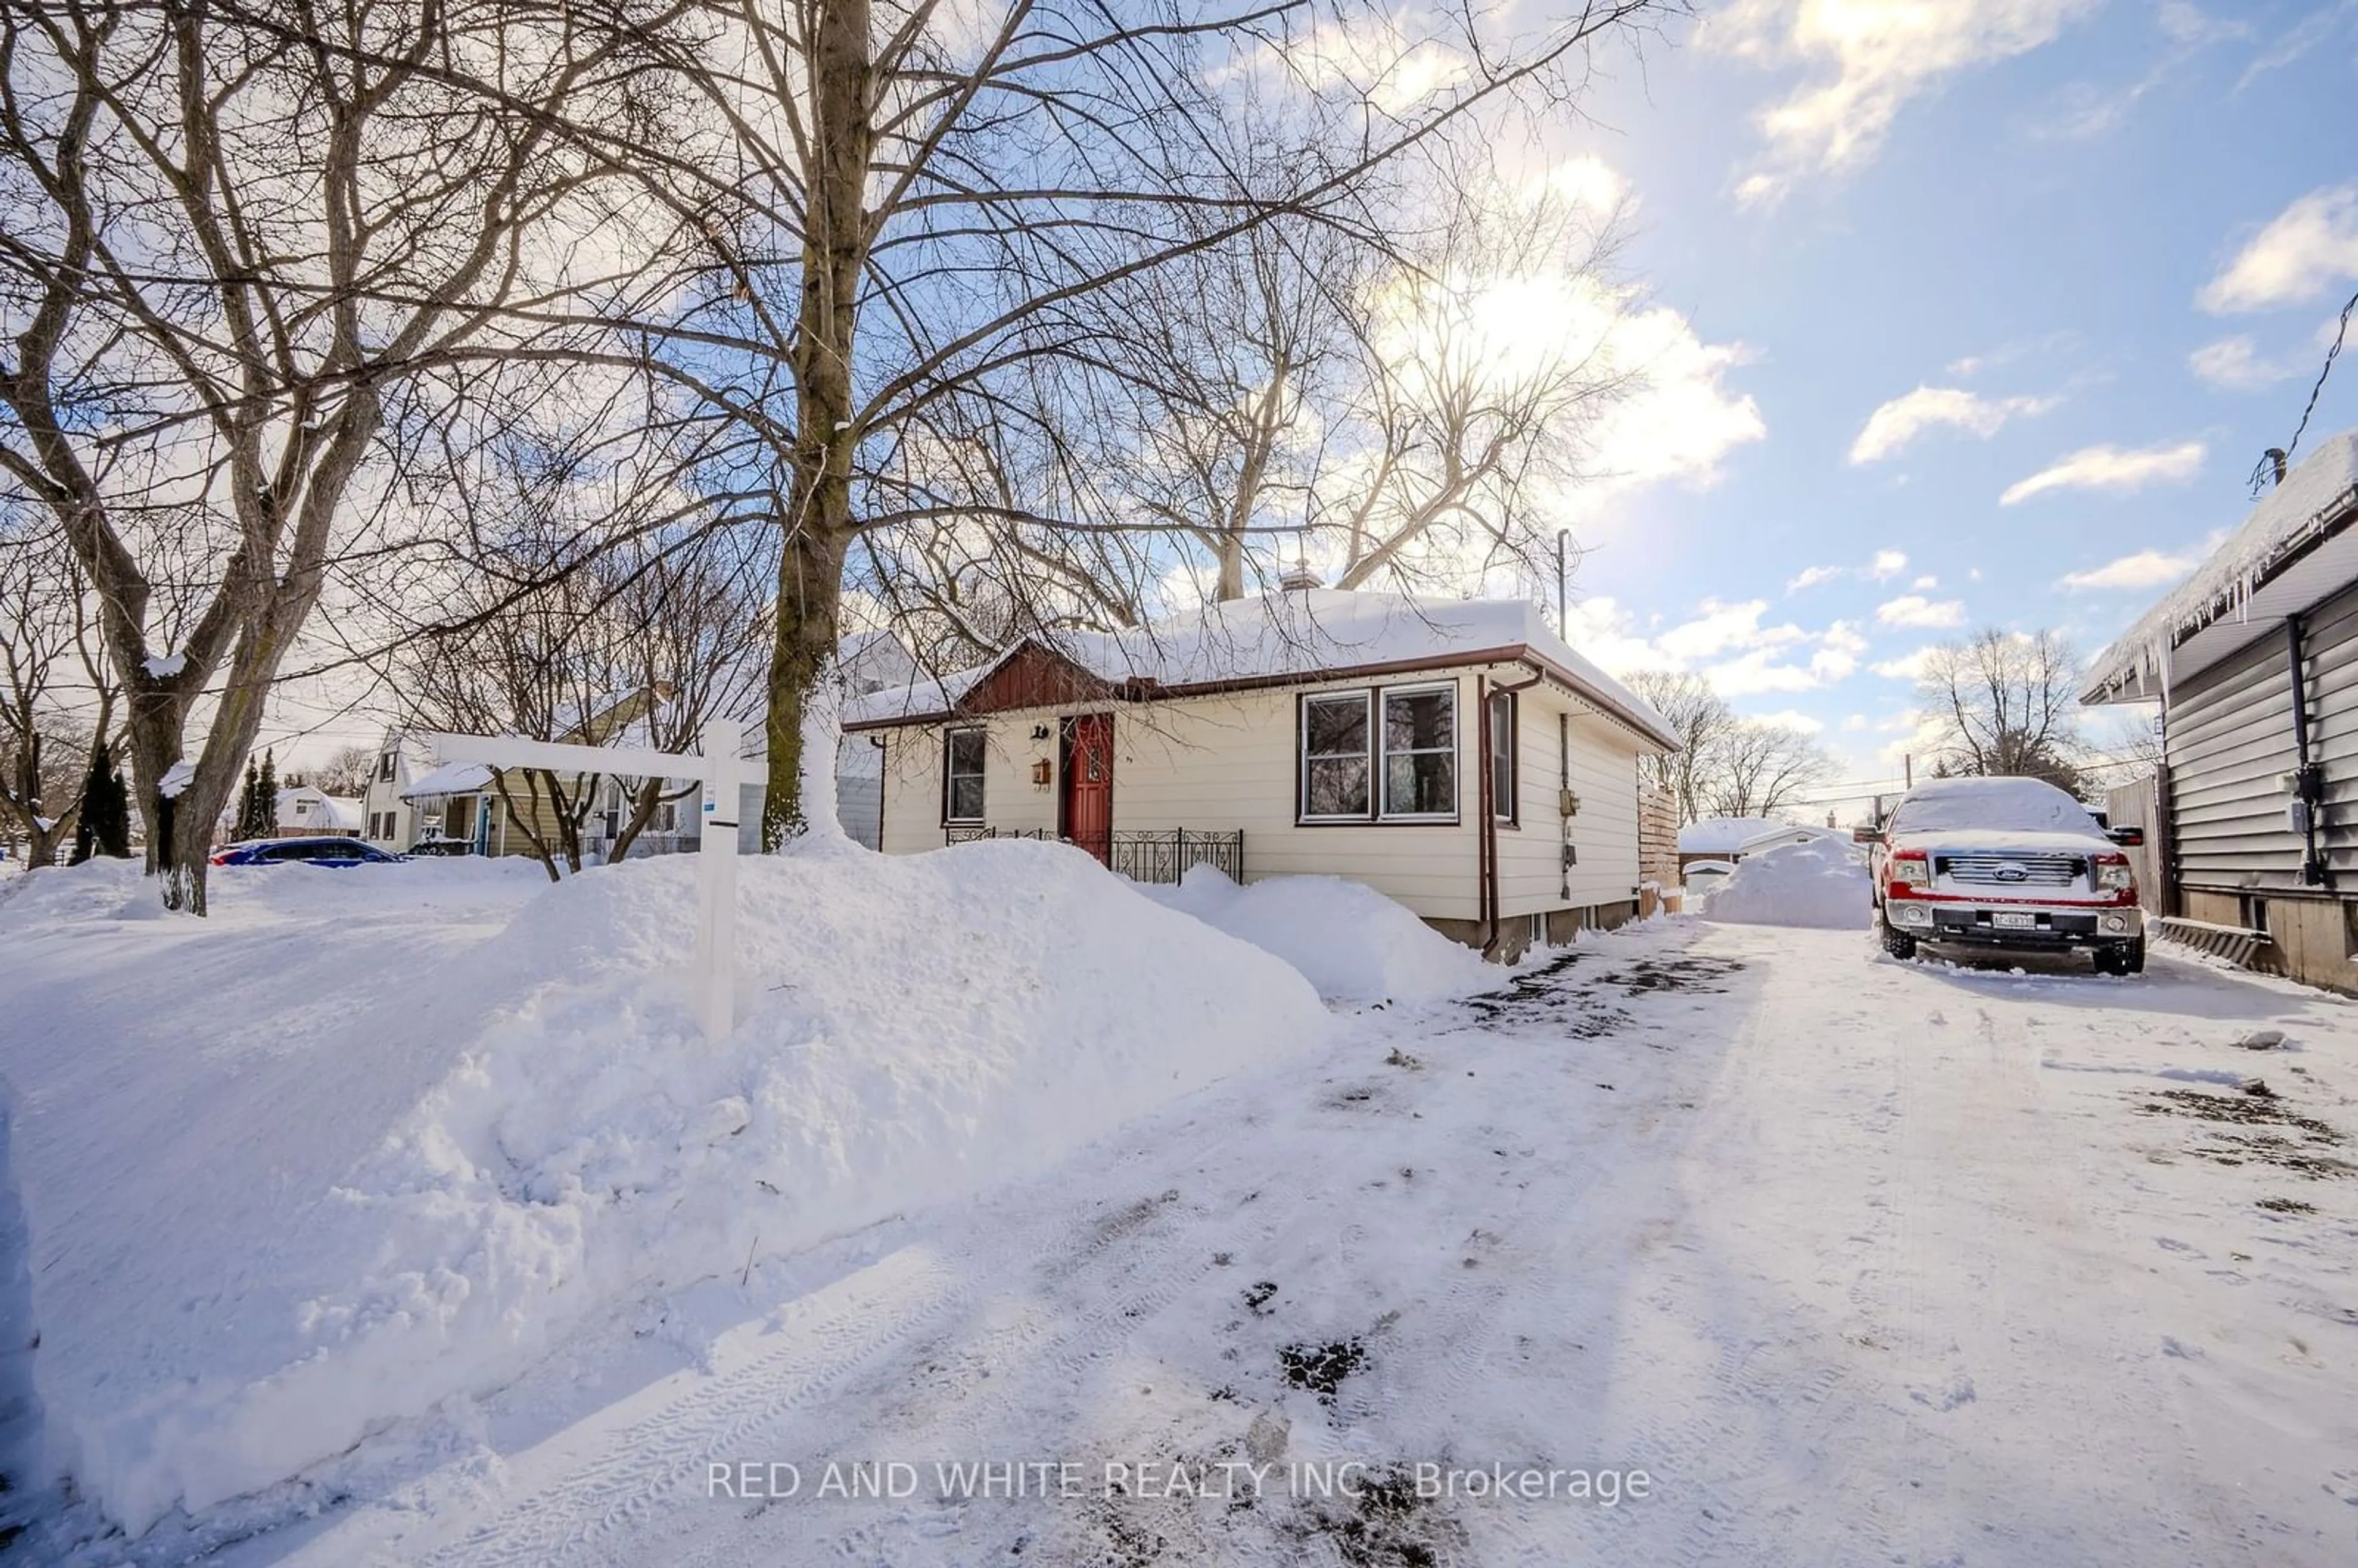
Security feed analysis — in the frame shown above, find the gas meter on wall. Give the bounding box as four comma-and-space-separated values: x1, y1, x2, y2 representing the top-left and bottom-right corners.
1559, 790, 1581, 818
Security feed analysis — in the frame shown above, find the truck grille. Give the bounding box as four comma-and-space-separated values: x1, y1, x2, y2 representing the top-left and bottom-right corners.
1936, 853, 2084, 888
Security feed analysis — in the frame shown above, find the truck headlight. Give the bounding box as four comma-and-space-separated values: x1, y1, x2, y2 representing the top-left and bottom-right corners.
2096, 860, 2133, 891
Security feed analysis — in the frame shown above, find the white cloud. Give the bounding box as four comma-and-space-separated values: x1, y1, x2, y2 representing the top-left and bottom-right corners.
2200, 183, 2358, 313
1577, 301, 1767, 494
1655, 597, 1799, 662
2238, 2, 2358, 91
1999, 440, 2206, 504
2057, 532, 2223, 591
1866, 548, 1908, 581
1787, 563, 1843, 591
1539, 155, 1629, 214
1875, 594, 1967, 629
1563, 594, 1862, 698
2056, 549, 2199, 592
1710, 0, 2098, 204
2189, 334, 2300, 390
1848, 386, 2057, 464
1841, 713, 1870, 732
1749, 708, 1827, 734
1910, 574, 1938, 590
1871, 648, 1936, 681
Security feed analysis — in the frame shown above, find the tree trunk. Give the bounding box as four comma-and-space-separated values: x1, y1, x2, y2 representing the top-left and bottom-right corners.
761, 0, 872, 850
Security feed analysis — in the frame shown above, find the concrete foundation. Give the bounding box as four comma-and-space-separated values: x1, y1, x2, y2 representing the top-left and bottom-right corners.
1428, 899, 1641, 963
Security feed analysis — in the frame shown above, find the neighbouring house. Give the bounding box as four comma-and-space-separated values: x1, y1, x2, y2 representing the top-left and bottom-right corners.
273, 785, 364, 839
359, 728, 439, 849
2080, 429, 2358, 990
833, 629, 919, 850
1676, 816, 1841, 875
841, 588, 1679, 958
379, 632, 917, 858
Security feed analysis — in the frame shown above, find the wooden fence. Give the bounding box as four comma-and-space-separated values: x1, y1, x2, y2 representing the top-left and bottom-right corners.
2104, 769, 2173, 917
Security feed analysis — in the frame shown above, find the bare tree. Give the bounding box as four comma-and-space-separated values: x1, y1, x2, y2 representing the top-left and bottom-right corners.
0, 515, 114, 863
307, 745, 378, 800
611, 0, 1685, 845
0, 0, 642, 910
1918, 628, 2085, 793
397, 486, 768, 880
1622, 669, 1734, 825
1702, 720, 1833, 820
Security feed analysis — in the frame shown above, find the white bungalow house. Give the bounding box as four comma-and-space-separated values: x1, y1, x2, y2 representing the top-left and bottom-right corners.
1676, 817, 1845, 875
273, 786, 364, 838
841, 589, 1679, 957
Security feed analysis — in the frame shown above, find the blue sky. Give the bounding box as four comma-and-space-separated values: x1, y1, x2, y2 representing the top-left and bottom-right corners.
1542, 0, 2358, 796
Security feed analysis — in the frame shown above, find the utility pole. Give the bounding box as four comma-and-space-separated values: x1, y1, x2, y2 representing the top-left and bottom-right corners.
1555, 529, 1569, 634
1904, 752, 1913, 790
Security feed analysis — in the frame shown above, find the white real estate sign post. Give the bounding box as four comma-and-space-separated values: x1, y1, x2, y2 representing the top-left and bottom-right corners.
432, 720, 744, 1041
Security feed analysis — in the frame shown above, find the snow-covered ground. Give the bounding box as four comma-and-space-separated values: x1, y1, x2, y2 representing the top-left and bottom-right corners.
6, 858, 2357, 1565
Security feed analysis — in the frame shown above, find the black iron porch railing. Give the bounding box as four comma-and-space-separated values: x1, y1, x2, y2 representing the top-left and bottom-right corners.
1110, 829, 1242, 885
943, 825, 1243, 885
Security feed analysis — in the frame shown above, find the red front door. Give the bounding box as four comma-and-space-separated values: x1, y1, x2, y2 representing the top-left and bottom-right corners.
1064, 713, 1114, 864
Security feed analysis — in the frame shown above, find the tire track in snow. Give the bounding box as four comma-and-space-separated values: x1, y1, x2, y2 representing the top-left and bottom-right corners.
342, 1247, 970, 1568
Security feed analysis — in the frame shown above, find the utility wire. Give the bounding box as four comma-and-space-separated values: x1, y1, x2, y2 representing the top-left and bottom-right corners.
2252, 287, 2358, 497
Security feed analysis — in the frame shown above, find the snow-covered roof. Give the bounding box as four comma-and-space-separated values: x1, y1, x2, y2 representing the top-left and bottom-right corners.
1676, 817, 1832, 856
400, 762, 494, 801
842, 589, 1679, 748
2082, 430, 2358, 702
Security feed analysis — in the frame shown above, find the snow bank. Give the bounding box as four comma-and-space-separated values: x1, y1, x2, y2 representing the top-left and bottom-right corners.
1695, 837, 1870, 930
2, 840, 1328, 1533
1143, 866, 1491, 1005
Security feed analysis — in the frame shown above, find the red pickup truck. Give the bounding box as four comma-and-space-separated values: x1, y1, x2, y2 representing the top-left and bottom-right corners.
1870, 776, 2147, 976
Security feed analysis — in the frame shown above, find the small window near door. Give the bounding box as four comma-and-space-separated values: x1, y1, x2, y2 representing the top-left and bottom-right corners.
944, 728, 987, 823
1301, 692, 1372, 820
1488, 691, 1517, 823
1380, 685, 1456, 819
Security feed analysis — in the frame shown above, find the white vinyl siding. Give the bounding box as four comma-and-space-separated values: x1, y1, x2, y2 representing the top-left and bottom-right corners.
868, 665, 1656, 925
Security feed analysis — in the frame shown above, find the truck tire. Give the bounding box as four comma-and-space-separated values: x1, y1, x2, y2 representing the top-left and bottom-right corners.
2096, 938, 2146, 977
1880, 918, 1918, 961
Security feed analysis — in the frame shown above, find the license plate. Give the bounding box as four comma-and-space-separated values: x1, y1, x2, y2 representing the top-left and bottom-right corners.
1991, 911, 2037, 930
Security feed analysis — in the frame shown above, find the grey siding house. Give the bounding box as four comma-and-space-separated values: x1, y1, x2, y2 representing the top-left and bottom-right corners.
2081, 430, 2358, 989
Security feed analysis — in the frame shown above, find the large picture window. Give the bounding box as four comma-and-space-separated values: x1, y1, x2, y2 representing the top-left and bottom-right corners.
1381, 685, 1456, 818
1301, 692, 1371, 819
943, 728, 987, 823
1488, 691, 1517, 823
1298, 684, 1458, 822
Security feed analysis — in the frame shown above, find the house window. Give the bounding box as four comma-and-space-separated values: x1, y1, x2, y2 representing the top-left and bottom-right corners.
1380, 685, 1456, 819
944, 728, 987, 823
1301, 692, 1372, 820
377, 752, 395, 783
1488, 691, 1517, 823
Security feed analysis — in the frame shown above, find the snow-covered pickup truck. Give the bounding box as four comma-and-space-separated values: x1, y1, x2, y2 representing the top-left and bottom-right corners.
1870, 776, 2147, 975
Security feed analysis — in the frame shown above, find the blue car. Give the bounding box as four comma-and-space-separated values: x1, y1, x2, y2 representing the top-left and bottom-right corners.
210, 836, 406, 868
